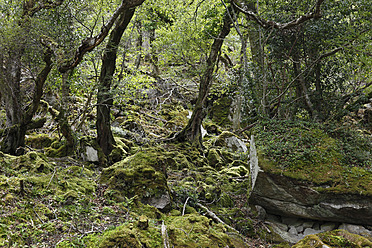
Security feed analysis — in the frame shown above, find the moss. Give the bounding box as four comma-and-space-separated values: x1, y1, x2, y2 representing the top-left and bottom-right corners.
207, 148, 223, 169
100, 147, 171, 209
212, 96, 233, 127
11, 152, 53, 174
293, 229, 372, 248
259, 152, 372, 196
220, 165, 249, 178
109, 138, 128, 163
87, 214, 163, 248
45, 143, 72, 157
25, 133, 57, 149
255, 121, 372, 196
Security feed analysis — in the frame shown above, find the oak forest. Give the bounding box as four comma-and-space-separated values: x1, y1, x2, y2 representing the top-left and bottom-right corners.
0, 0, 371, 247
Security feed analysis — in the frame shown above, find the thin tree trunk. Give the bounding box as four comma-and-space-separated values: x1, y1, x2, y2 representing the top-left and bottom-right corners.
232, 32, 249, 130
96, 8, 136, 156
176, 7, 234, 146
245, 2, 267, 116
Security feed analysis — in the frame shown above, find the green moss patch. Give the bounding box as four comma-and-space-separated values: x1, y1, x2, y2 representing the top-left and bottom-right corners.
255, 120, 372, 196
212, 96, 233, 127
293, 229, 372, 248
25, 133, 57, 149
100, 147, 171, 209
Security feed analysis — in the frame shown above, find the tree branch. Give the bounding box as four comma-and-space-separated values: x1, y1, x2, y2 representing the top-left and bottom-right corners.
58, 0, 145, 73
233, 0, 325, 30
23, 0, 65, 18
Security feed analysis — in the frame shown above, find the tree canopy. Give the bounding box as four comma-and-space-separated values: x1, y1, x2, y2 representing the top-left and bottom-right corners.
0, 0, 371, 154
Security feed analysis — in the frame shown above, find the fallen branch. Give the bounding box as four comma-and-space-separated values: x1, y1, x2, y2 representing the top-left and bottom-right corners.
161, 221, 171, 248
182, 197, 190, 216
228, 175, 250, 180
196, 203, 239, 233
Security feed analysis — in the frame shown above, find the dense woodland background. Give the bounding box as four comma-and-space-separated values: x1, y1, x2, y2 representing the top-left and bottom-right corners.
0, 0, 371, 155
0, 0, 371, 247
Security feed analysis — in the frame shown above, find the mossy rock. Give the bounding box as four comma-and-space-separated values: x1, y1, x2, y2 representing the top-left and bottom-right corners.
25, 133, 57, 149
92, 223, 161, 248
214, 131, 248, 153
293, 229, 372, 247
166, 213, 243, 247
220, 165, 249, 178
100, 147, 171, 210
211, 96, 233, 127
207, 148, 223, 169
45, 143, 73, 157
108, 137, 129, 163
12, 152, 53, 174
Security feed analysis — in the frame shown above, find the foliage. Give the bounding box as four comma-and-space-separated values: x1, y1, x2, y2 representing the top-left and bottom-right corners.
254, 119, 371, 170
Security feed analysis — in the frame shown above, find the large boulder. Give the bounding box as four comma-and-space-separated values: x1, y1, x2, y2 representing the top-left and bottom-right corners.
214, 131, 248, 153
250, 170, 372, 225
100, 147, 171, 211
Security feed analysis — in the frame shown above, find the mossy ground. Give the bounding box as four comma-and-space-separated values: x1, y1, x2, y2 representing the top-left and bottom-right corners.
0, 135, 266, 247
1, 103, 371, 247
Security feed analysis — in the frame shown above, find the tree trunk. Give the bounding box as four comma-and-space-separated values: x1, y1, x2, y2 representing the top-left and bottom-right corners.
293, 56, 318, 120
176, 7, 233, 146
0, 42, 52, 155
232, 32, 249, 130
96, 8, 136, 156
245, 2, 267, 116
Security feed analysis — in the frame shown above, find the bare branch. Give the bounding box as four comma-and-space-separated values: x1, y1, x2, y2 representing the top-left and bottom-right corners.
233, 0, 325, 30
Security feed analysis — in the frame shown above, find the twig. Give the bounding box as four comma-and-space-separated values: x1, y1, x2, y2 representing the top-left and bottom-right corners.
182, 197, 190, 216
196, 203, 239, 233
161, 221, 171, 248
139, 110, 167, 123
33, 206, 45, 224
46, 167, 57, 190
228, 175, 250, 180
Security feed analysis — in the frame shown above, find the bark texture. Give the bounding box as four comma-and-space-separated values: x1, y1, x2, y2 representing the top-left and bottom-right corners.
96, 8, 136, 156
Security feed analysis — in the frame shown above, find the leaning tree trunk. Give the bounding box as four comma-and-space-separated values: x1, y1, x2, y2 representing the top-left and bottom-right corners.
176, 7, 234, 147
96, 8, 136, 156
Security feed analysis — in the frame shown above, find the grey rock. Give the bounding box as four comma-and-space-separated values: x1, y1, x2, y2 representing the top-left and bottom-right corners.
142, 193, 171, 211
85, 146, 98, 162
296, 225, 304, 233
249, 171, 372, 225
269, 222, 303, 244
225, 136, 248, 153
339, 223, 372, 237
214, 131, 248, 153
304, 228, 321, 236
255, 205, 267, 221
282, 217, 300, 226
320, 223, 336, 232
288, 226, 298, 235
303, 222, 314, 229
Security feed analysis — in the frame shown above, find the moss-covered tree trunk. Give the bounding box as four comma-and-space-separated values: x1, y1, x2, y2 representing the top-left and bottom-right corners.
96, 8, 136, 156
176, 7, 234, 146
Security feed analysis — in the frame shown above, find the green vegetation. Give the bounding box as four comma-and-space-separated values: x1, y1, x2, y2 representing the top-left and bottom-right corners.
293, 229, 372, 248
254, 119, 372, 195
0, 0, 371, 247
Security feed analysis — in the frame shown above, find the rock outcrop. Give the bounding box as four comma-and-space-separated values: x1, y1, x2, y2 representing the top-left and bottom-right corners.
250, 171, 372, 225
